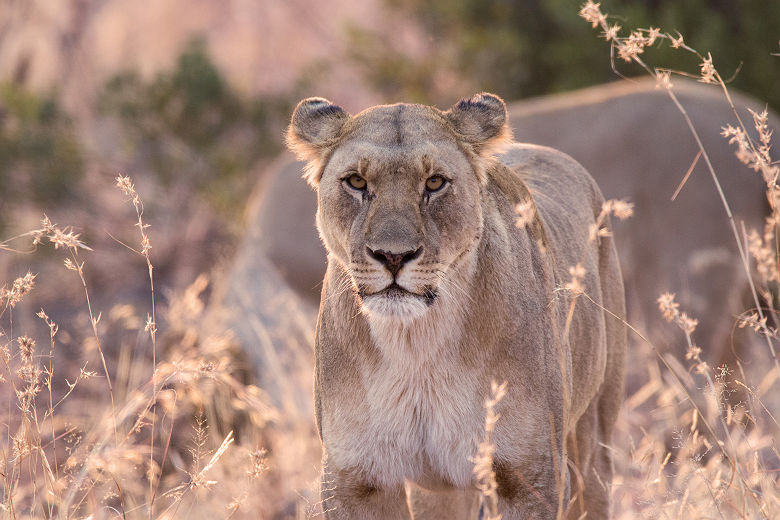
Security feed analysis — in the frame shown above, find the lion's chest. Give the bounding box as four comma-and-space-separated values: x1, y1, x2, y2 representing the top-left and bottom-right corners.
326, 320, 484, 488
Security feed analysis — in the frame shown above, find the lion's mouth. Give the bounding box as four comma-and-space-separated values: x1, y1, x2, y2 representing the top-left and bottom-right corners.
361, 282, 438, 307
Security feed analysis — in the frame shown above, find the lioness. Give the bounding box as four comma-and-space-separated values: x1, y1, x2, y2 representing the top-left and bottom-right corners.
286, 93, 626, 519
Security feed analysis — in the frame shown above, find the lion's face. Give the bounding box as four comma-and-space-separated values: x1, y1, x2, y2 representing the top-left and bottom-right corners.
287, 95, 510, 321
318, 107, 484, 320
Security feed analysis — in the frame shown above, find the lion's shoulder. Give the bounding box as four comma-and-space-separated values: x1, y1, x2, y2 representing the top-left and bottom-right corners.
492, 143, 603, 227
498, 143, 600, 196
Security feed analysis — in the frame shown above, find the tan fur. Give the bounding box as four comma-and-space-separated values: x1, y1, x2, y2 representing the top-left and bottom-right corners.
286, 94, 626, 519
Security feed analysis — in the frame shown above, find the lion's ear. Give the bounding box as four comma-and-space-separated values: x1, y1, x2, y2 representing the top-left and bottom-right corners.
445, 93, 512, 155
286, 97, 350, 186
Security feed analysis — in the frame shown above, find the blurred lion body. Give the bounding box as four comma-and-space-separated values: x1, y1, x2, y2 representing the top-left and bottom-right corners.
286, 94, 625, 518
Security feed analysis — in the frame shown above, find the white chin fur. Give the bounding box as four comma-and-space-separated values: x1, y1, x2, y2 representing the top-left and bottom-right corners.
361, 293, 429, 322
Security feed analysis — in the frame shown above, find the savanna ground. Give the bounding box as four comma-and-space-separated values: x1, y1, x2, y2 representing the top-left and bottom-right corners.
1, 1, 779, 518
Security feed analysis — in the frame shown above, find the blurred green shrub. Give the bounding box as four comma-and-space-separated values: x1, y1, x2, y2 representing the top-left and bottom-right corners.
345, 26, 448, 105
0, 83, 84, 229
356, 0, 780, 108
99, 39, 296, 217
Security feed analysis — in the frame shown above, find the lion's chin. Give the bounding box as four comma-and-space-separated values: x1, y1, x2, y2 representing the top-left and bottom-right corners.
361, 286, 432, 322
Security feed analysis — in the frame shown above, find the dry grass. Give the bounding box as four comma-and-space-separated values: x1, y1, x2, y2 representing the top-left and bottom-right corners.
576, 2, 780, 518
0, 3, 778, 518
0, 190, 289, 518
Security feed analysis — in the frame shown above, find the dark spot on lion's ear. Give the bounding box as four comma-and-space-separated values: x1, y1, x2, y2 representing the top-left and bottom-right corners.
456, 97, 495, 113
311, 103, 345, 118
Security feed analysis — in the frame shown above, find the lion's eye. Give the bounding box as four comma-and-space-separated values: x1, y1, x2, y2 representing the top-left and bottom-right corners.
425, 175, 446, 192
345, 174, 367, 190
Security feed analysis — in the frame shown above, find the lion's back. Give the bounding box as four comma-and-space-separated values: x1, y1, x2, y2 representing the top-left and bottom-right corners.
498, 143, 604, 269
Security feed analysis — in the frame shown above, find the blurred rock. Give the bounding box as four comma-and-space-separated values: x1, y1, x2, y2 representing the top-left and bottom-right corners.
206, 157, 318, 417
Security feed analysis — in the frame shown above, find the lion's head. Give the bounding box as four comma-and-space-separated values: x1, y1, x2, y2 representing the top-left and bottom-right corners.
286, 94, 511, 321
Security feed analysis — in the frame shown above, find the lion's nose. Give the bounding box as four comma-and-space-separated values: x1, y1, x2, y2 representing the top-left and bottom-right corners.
367, 246, 422, 277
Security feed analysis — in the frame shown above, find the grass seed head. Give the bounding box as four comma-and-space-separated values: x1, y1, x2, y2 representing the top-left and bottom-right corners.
1, 272, 36, 308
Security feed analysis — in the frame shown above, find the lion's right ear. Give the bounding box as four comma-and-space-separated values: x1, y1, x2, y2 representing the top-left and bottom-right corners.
444, 93, 512, 155
286, 97, 350, 186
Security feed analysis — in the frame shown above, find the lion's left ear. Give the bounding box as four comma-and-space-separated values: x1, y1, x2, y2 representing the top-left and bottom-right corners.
286, 97, 351, 186
445, 93, 512, 155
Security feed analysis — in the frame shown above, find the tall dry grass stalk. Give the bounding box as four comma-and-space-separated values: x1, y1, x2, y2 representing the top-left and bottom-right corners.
472, 380, 507, 520
116, 174, 162, 512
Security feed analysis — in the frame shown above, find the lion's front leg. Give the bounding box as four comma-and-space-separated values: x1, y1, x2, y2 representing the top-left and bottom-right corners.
320, 459, 411, 519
